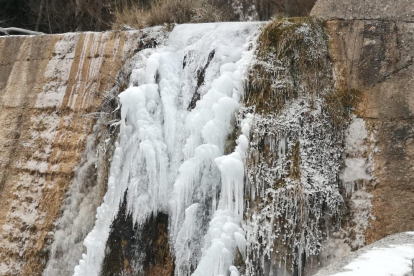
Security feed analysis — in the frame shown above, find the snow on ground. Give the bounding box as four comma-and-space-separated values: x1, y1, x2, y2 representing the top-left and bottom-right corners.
316, 232, 414, 276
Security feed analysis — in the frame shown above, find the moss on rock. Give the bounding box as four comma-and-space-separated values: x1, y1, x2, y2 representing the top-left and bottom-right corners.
246, 17, 331, 115
242, 17, 354, 275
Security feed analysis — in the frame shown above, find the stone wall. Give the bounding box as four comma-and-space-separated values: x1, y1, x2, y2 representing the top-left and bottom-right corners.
311, 0, 414, 21
0, 30, 142, 276
315, 0, 414, 248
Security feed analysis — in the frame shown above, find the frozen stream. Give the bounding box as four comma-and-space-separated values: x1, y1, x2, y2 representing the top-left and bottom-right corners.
72, 22, 261, 276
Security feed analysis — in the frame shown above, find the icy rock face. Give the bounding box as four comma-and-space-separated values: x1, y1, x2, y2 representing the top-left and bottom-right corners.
341, 117, 372, 191
339, 117, 376, 250
242, 18, 346, 275
73, 22, 262, 276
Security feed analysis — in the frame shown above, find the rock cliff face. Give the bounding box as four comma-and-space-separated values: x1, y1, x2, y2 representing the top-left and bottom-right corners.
318, 0, 414, 246
0, 30, 145, 276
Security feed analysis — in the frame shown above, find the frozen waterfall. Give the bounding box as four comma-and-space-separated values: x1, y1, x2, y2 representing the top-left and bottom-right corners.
73, 22, 261, 276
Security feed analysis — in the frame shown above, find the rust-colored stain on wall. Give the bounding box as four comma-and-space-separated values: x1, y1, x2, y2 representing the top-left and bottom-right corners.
0, 31, 140, 276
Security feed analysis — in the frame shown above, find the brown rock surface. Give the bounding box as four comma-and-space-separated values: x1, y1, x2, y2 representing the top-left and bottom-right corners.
326, 19, 414, 244
0, 31, 142, 276
311, 0, 414, 21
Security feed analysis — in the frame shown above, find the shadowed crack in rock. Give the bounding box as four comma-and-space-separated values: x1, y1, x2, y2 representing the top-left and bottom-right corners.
188, 49, 216, 110
101, 195, 174, 276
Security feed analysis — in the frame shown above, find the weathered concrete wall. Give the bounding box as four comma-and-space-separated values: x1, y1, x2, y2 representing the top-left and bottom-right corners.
321, 1, 414, 248
312, 0, 414, 21
0, 31, 142, 276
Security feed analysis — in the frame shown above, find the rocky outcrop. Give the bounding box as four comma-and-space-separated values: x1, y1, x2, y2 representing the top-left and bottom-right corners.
242, 17, 347, 276
326, 18, 414, 244
310, 0, 414, 267
0, 30, 144, 276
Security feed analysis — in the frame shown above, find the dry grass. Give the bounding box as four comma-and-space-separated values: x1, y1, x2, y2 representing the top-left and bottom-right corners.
324, 87, 362, 127
245, 17, 360, 128
245, 17, 330, 114
113, 0, 230, 29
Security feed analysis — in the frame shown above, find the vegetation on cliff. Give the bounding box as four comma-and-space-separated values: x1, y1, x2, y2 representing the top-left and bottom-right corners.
242, 17, 360, 275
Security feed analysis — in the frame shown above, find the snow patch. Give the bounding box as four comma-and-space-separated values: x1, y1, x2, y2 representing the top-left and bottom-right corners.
316, 232, 414, 276
340, 117, 372, 191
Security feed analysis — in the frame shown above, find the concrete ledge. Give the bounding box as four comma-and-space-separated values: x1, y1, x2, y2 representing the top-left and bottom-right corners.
311, 0, 414, 21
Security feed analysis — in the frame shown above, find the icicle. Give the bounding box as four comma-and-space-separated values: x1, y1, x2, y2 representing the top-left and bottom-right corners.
73, 23, 262, 276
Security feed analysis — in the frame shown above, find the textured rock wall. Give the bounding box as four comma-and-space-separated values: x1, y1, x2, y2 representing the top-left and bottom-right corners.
317, 0, 414, 248
0, 30, 142, 276
311, 0, 414, 21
